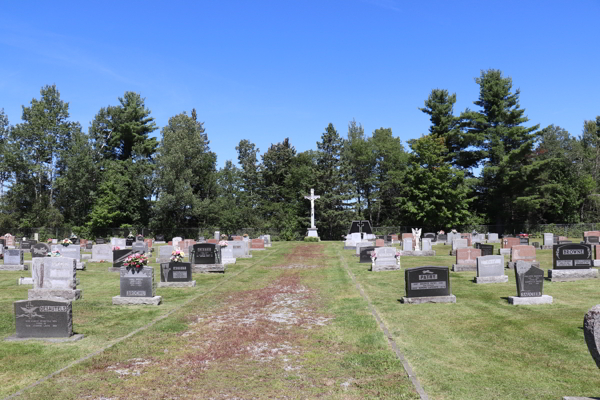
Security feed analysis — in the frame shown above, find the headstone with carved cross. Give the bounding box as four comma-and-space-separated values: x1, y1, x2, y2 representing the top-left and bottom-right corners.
304, 188, 321, 238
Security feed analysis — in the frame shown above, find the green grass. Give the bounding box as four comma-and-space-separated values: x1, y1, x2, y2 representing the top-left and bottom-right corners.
341, 239, 600, 400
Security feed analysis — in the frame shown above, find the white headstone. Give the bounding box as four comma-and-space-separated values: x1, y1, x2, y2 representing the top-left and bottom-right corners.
91, 244, 112, 262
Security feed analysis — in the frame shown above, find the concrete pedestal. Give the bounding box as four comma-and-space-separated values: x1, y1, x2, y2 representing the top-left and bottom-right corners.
192, 264, 226, 273
158, 281, 196, 288
401, 295, 456, 304
0, 265, 28, 271
400, 250, 436, 256
508, 295, 553, 305
112, 296, 162, 305
474, 275, 508, 284
5, 334, 84, 343
307, 228, 319, 238
28, 289, 82, 301
547, 269, 598, 282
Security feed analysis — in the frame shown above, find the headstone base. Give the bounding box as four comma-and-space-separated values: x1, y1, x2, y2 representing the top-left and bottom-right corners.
452, 264, 476, 272
192, 264, 226, 273
401, 295, 456, 304
506, 261, 539, 270
5, 334, 84, 342
594, 260, 600, 267
474, 275, 509, 284
307, 228, 319, 237
498, 249, 511, 256
562, 396, 600, 399
28, 289, 82, 301
371, 263, 400, 272
542, 245, 554, 250
158, 281, 196, 288
343, 246, 356, 250
112, 296, 162, 305
154, 241, 166, 244
108, 267, 121, 272
222, 258, 236, 264
88, 259, 110, 263
18, 277, 34, 285
76, 262, 86, 270
400, 250, 436, 256
547, 269, 598, 282
0, 265, 28, 271
81, 254, 91, 260
508, 295, 553, 305
487, 240, 501, 244
155, 258, 170, 263
250, 248, 266, 251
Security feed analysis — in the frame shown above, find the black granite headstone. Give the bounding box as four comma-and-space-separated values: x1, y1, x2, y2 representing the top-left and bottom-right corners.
480, 244, 494, 256
86, 243, 93, 250
0, 238, 5, 247
405, 266, 451, 298
20, 242, 32, 251
553, 236, 559, 244
126, 238, 134, 246
437, 234, 447, 242
348, 220, 373, 235
160, 262, 192, 282
155, 234, 165, 241
359, 246, 376, 263
532, 242, 540, 248
519, 237, 529, 245
553, 243, 593, 269
120, 266, 154, 297
113, 249, 135, 269
70, 238, 80, 245
136, 235, 144, 242
191, 243, 221, 264
515, 263, 544, 297
586, 236, 600, 244
14, 299, 73, 338
31, 243, 50, 258
424, 233, 436, 240
96, 238, 105, 244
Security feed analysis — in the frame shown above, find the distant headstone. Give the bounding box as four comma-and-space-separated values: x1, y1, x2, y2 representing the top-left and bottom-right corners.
159, 262, 195, 287
372, 247, 398, 271
2, 249, 25, 270
475, 255, 507, 284
112, 266, 161, 305
436, 233, 447, 243
172, 237, 183, 250
190, 243, 224, 273
111, 238, 127, 247
509, 245, 537, 268
91, 244, 112, 262
503, 237, 520, 249
508, 261, 552, 305
452, 239, 468, 253
29, 257, 81, 301
156, 245, 174, 263
251, 239, 265, 250
136, 235, 144, 242
402, 266, 455, 304
155, 235, 165, 242
543, 233, 554, 247
424, 233, 435, 240
403, 238, 413, 251
519, 237, 529, 245
480, 244, 494, 256
214, 231, 220, 240
86, 242, 93, 250
348, 220, 373, 235
229, 241, 248, 258
31, 243, 50, 258
586, 236, 600, 245
360, 246, 376, 263
21, 241, 32, 251
132, 242, 147, 254
421, 238, 432, 251
96, 238, 105, 244
453, 248, 481, 271
375, 239, 385, 247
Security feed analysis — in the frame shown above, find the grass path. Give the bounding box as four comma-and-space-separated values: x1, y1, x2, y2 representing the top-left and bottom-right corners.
1, 242, 419, 399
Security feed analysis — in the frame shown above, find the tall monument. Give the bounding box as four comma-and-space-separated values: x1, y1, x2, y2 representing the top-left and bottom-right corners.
304, 189, 321, 238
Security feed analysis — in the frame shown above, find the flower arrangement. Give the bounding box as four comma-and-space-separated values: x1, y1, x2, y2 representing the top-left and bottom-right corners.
61, 238, 72, 247
113, 246, 120, 251
242, 233, 249, 238
221, 234, 228, 240
395, 251, 402, 257
438, 230, 445, 235
47, 238, 53, 243
218, 240, 228, 247
370, 251, 377, 261
124, 253, 148, 271
50, 250, 61, 257
170, 249, 185, 262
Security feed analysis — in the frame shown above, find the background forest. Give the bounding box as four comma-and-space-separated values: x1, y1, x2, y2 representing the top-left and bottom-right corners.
1, 69, 600, 240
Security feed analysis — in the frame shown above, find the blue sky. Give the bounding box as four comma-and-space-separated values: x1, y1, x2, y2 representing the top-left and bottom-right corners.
1, 0, 598, 169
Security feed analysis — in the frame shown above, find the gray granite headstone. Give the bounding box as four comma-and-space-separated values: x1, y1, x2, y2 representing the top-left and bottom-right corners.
583, 304, 600, 369
476, 256, 504, 277
403, 238, 413, 251
59, 246, 81, 260
132, 242, 147, 254
421, 238, 432, 251
373, 247, 398, 271
4, 249, 24, 265
157, 245, 174, 262
544, 233, 554, 247
452, 239, 468, 251
91, 244, 112, 262
120, 266, 155, 297
488, 233, 498, 241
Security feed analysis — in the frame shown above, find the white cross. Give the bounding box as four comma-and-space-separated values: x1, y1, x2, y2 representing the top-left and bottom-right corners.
304, 189, 321, 229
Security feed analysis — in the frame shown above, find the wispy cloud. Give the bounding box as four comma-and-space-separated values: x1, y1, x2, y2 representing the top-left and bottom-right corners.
360, 0, 401, 12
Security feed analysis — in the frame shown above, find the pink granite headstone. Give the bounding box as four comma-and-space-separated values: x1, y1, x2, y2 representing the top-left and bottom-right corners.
233, 236, 243, 241
251, 239, 264, 249
456, 248, 481, 265
375, 239, 385, 247
511, 245, 536, 262
5, 234, 14, 247
402, 233, 412, 240
207, 239, 218, 244
584, 231, 600, 238
503, 237, 520, 249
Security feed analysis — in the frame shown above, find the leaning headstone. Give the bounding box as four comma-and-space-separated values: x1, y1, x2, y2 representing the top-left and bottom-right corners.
2, 249, 26, 270
90, 244, 112, 263
583, 304, 600, 369
191, 243, 225, 273
475, 255, 508, 284
11, 299, 82, 340
452, 248, 481, 271
159, 262, 195, 287
112, 266, 161, 305
156, 245, 174, 263
402, 266, 455, 304
507, 245, 538, 269
548, 243, 598, 282
508, 261, 552, 305
372, 247, 399, 272
110, 249, 135, 272
31, 243, 50, 258
359, 246, 376, 263
29, 257, 81, 301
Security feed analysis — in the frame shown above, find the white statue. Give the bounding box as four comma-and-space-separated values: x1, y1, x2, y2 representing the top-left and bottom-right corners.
412, 228, 422, 252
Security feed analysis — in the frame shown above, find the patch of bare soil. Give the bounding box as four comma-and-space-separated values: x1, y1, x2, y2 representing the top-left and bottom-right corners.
271, 243, 327, 269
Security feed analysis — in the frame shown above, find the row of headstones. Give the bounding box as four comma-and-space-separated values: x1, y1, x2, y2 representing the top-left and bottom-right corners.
400, 261, 550, 305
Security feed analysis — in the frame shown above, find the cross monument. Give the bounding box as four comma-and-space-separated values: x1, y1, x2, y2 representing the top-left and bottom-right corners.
304, 189, 321, 238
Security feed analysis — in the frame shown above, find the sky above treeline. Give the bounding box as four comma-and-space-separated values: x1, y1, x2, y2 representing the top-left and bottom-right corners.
1, 0, 598, 169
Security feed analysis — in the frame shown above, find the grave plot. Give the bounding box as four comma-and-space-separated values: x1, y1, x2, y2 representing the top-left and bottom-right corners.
271, 243, 326, 269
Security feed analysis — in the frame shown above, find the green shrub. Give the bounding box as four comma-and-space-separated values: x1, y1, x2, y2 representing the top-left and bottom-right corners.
303, 236, 320, 242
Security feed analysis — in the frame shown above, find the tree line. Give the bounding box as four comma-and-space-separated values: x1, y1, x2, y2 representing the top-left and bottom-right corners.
1, 69, 599, 240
